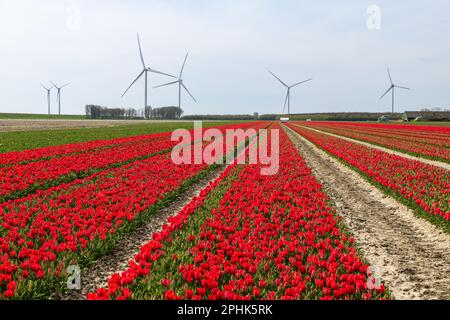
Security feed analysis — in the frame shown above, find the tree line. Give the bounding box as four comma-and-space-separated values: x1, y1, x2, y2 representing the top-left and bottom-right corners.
85, 105, 183, 120
259, 112, 404, 121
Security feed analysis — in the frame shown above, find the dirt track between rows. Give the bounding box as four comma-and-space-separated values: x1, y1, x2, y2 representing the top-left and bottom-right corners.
284, 125, 450, 300
295, 124, 450, 171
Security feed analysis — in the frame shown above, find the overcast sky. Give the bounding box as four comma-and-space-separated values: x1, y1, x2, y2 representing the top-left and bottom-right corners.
0, 0, 449, 115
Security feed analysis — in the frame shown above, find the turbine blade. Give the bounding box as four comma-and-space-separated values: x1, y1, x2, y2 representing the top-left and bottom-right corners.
122, 70, 145, 97
269, 71, 288, 87
137, 33, 146, 68
179, 52, 189, 78
41, 84, 49, 90
153, 80, 179, 89
50, 81, 58, 89
291, 79, 313, 88
148, 68, 176, 78
60, 83, 70, 89
181, 82, 197, 103
387, 68, 393, 85
395, 85, 410, 90
380, 87, 392, 99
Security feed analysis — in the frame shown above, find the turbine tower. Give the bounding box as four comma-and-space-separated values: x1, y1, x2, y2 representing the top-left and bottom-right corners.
269, 71, 312, 115
380, 68, 410, 114
41, 84, 53, 115
153, 52, 197, 110
51, 82, 70, 115
122, 33, 175, 112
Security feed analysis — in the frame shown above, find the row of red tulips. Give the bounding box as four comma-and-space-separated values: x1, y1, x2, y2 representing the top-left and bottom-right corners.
287, 124, 450, 228
0, 122, 265, 299
0, 122, 262, 203
0, 132, 172, 167
0, 122, 263, 167
0, 135, 172, 201
298, 122, 450, 163
307, 121, 450, 147
301, 122, 450, 147
88, 125, 388, 300
0, 149, 209, 299
305, 121, 450, 139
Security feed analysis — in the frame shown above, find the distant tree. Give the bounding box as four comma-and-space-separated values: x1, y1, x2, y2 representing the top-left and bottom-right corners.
259, 114, 277, 120
85, 105, 92, 118
86, 104, 145, 119
151, 106, 184, 119
145, 106, 152, 119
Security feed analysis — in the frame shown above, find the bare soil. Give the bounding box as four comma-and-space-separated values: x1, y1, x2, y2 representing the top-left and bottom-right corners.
0, 119, 190, 132
285, 125, 450, 300
62, 166, 227, 300
296, 124, 450, 171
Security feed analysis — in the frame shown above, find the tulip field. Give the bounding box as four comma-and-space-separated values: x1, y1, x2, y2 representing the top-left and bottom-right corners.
286, 123, 450, 228
87, 125, 387, 300
299, 122, 450, 163
0, 122, 266, 299
0, 120, 449, 300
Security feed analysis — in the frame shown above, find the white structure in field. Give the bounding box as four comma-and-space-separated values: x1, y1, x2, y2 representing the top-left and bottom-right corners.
280, 118, 290, 123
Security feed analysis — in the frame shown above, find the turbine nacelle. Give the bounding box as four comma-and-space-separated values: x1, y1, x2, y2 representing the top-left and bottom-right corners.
380, 68, 410, 113
41, 83, 54, 92
122, 33, 176, 111
269, 71, 312, 115
50, 81, 70, 115
41, 83, 54, 115
153, 52, 197, 109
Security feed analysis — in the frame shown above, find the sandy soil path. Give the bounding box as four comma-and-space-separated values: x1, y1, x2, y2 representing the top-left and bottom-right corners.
294, 124, 450, 171
284, 125, 450, 300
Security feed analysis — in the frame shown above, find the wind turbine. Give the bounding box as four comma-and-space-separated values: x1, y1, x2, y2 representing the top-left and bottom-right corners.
122, 33, 176, 112
380, 68, 410, 114
51, 82, 70, 115
41, 83, 53, 115
153, 52, 197, 110
269, 71, 312, 115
